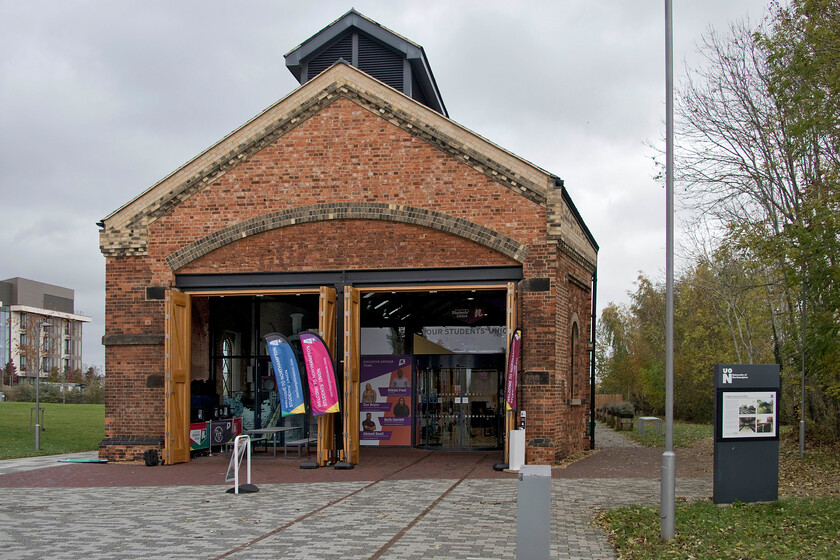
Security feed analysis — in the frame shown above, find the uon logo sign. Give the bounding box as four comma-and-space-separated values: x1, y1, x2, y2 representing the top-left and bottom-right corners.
720, 368, 749, 384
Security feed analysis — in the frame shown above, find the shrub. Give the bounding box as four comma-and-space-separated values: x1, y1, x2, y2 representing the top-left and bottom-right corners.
612, 402, 635, 416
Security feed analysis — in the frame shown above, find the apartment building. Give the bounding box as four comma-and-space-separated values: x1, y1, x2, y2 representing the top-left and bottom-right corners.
0, 277, 91, 380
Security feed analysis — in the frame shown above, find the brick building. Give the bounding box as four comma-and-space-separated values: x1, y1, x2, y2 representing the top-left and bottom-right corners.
98, 10, 597, 465
1, 277, 91, 381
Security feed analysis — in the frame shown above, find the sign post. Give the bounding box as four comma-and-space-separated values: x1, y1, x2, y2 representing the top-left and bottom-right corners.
713, 364, 780, 504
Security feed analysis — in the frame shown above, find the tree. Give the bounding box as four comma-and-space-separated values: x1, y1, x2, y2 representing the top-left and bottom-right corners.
672, 254, 776, 421
596, 301, 635, 398
47, 365, 61, 383
763, 0, 840, 437
3, 360, 17, 386
675, 0, 840, 439
597, 256, 779, 423
79, 365, 105, 404
14, 315, 47, 384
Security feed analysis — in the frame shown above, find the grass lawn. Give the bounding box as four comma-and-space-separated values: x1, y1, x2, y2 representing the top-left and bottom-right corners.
0, 402, 104, 459
597, 497, 840, 559
623, 420, 713, 448
598, 423, 840, 559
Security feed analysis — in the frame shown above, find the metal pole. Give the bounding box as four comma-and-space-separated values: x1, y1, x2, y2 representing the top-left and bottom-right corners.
589, 271, 598, 450
661, 0, 676, 540
35, 321, 42, 450
800, 280, 806, 458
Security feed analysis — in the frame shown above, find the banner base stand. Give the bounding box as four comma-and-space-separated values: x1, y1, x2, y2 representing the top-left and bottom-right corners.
493, 462, 508, 471
334, 461, 354, 470
299, 461, 319, 469
226, 484, 259, 494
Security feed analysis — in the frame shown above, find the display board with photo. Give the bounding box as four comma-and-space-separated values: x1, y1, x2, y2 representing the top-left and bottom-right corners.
721, 391, 777, 439
359, 355, 413, 446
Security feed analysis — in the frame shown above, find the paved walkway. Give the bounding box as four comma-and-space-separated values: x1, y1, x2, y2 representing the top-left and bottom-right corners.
0, 451, 99, 476
0, 424, 712, 559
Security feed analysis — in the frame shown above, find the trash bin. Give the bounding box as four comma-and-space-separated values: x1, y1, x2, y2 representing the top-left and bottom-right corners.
0, 392, 5, 402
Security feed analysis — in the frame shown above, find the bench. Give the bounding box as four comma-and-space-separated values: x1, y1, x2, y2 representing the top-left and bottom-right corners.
284, 437, 317, 458
637, 416, 662, 435
223, 435, 269, 457
249, 435, 274, 456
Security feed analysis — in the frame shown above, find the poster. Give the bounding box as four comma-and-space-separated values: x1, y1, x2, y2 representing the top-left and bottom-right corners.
299, 333, 340, 416
210, 419, 234, 445
505, 328, 522, 411
721, 391, 777, 438
265, 333, 306, 416
189, 422, 208, 450
360, 356, 412, 446
421, 326, 507, 354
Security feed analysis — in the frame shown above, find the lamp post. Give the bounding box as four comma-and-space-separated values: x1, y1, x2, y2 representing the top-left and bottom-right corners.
35, 320, 50, 450
661, 0, 676, 540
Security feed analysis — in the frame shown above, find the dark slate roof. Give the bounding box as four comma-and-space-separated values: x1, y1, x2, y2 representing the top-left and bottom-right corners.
284, 9, 448, 117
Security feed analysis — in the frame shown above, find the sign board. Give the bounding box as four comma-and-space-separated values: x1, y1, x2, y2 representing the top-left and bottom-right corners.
359, 356, 412, 446
713, 364, 780, 504
719, 391, 777, 439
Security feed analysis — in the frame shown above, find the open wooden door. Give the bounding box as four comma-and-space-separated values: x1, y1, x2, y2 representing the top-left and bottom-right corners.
317, 286, 337, 466
164, 289, 191, 465
342, 286, 361, 464
504, 281, 518, 462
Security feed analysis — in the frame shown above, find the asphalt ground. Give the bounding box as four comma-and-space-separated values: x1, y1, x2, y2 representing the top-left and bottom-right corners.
0, 424, 713, 559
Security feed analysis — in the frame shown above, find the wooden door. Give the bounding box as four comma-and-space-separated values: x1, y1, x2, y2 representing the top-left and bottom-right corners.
505, 282, 518, 462
164, 290, 191, 465
342, 286, 361, 463
317, 286, 337, 466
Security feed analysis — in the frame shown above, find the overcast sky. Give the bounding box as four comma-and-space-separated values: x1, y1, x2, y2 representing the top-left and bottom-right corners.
1, 0, 770, 371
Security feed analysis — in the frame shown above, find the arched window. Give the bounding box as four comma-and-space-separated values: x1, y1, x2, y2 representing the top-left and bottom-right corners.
222, 337, 233, 395
570, 323, 579, 399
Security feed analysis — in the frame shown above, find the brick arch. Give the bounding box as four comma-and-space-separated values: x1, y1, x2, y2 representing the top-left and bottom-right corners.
165, 202, 528, 270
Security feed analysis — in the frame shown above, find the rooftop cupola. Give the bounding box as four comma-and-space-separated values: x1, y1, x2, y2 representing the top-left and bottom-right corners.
284, 9, 448, 117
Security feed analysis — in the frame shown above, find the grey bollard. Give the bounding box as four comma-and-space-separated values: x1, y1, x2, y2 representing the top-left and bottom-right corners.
517, 464, 551, 560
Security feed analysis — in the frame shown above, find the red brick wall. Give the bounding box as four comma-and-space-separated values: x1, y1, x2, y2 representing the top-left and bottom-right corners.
180, 220, 517, 273
102, 97, 594, 463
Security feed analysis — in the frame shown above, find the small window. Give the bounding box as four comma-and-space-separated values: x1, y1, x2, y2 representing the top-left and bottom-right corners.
570, 323, 579, 398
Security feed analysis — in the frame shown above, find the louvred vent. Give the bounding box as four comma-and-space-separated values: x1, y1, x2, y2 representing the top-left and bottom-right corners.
357, 34, 403, 91
308, 34, 353, 79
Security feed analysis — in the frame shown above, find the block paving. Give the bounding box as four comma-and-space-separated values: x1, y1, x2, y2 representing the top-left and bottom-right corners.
0, 424, 712, 559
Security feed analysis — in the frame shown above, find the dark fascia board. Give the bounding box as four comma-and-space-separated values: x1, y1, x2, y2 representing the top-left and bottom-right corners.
176, 266, 523, 292
285, 9, 447, 117
555, 177, 599, 252
409, 47, 448, 117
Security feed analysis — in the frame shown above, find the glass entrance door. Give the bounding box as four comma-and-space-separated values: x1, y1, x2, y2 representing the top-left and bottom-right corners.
416, 355, 503, 450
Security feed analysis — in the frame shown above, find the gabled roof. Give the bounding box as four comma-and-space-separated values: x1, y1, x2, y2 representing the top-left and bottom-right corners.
284, 9, 447, 117
99, 62, 597, 269
100, 61, 552, 230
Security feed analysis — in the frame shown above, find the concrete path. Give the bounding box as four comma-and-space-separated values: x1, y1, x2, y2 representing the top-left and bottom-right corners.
0, 451, 99, 476
0, 424, 712, 559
